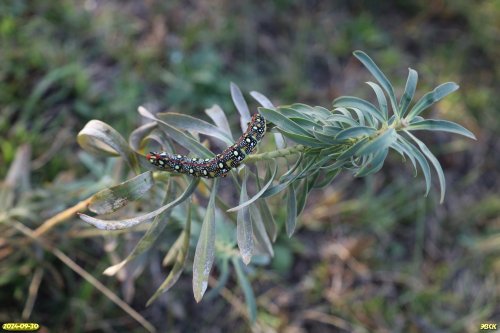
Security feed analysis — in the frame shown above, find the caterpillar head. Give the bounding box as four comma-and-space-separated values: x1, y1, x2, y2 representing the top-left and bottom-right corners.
147, 151, 179, 170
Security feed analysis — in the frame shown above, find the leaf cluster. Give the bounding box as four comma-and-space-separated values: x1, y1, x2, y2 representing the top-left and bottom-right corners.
75, 51, 475, 320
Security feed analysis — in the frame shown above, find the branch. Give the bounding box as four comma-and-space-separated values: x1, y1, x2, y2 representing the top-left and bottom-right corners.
243, 144, 307, 164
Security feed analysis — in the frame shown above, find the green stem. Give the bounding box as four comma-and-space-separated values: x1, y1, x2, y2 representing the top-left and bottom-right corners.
243, 144, 307, 164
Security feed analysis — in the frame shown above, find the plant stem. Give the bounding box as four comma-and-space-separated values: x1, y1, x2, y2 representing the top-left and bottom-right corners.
243, 144, 307, 164
33, 197, 92, 237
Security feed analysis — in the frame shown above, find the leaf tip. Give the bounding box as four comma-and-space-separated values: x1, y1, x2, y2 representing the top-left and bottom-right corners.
103, 261, 126, 276
353, 50, 365, 57
242, 255, 251, 265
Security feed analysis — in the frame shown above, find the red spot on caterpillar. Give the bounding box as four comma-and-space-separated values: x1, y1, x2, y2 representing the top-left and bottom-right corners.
146, 153, 153, 160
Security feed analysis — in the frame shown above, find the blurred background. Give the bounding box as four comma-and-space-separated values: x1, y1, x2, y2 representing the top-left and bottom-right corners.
1, 0, 498, 332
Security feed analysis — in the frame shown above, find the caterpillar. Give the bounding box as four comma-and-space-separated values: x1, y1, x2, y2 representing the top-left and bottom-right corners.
146, 113, 266, 178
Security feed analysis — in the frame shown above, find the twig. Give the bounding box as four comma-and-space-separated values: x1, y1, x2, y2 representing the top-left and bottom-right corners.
13, 221, 157, 333
33, 197, 92, 237
22, 267, 44, 320
243, 145, 307, 164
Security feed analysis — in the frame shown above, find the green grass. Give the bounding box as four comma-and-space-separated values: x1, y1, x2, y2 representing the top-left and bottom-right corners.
0, 1, 498, 332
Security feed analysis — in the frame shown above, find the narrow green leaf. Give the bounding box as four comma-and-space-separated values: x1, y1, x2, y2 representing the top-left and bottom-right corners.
406, 82, 459, 120
287, 104, 332, 122
193, 178, 220, 302
259, 107, 314, 137
313, 168, 341, 189
366, 81, 388, 119
391, 140, 417, 174
279, 154, 304, 183
389, 140, 406, 160
103, 180, 175, 276
406, 132, 447, 203
294, 179, 308, 218
78, 120, 140, 173
89, 171, 154, 215
262, 179, 294, 199
407, 119, 476, 140
141, 129, 170, 153
228, 160, 278, 212
276, 128, 327, 148
410, 116, 425, 123
307, 169, 322, 190
311, 106, 334, 120
79, 178, 200, 230
336, 137, 369, 161
204, 258, 230, 301
129, 122, 157, 153
205, 105, 234, 141
263, 156, 322, 198
313, 131, 343, 145
295, 171, 319, 216
332, 96, 385, 123
357, 128, 396, 156
158, 113, 235, 145
279, 106, 316, 121
348, 106, 368, 127
399, 68, 418, 117
281, 154, 319, 183
336, 126, 376, 140
231, 82, 251, 132
138, 106, 214, 158
257, 198, 277, 242
353, 50, 399, 117
355, 148, 388, 177
286, 185, 297, 237
334, 106, 354, 118
250, 204, 274, 257
162, 225, 185, 267
285, 103, 314, 115
146, 201, 192, 306
328, 114, 360, 127
232, 257, 257, 322
250, 91, 275, 109
398, 136, 431, 196
237, 169, 253, 265
321, 125, 343, 136
318, 145, 343, 158
289, 117, 323, 131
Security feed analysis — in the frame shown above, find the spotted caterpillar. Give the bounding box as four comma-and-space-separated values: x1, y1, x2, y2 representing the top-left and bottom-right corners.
147, 114, 266, 178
